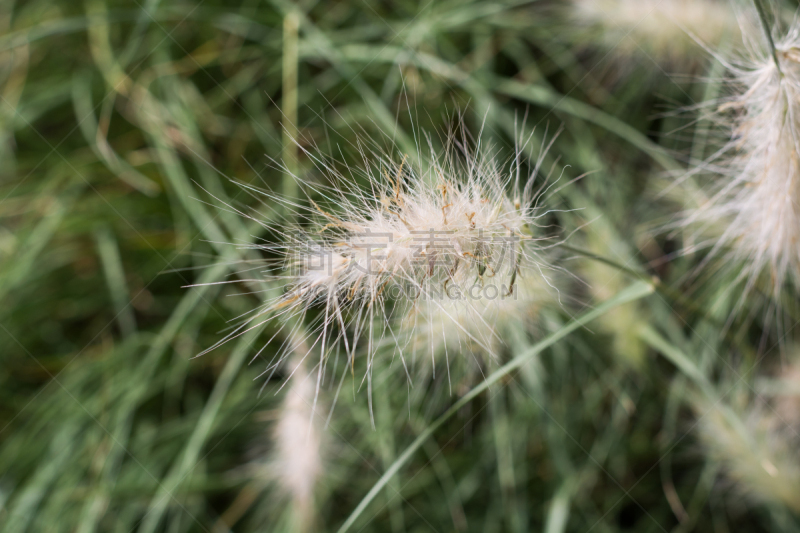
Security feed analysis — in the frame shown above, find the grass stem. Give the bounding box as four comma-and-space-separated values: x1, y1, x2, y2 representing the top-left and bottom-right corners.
282, 10, 300, 202
754, 0, 782, 75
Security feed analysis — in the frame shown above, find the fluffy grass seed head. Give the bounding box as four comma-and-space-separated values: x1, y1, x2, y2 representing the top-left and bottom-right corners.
403, 263, 554, 375
694, 380, 800, 512
271, 352, 323, 531
571, 0, 740, 67
685, 21, 800, 299
221, 130, 569, 403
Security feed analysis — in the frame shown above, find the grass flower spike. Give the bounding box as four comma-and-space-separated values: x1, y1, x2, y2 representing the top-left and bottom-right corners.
572, 0, 740, 65
405, 266, 553, 376
214, 132, 568, 401
694, 384, 800, 512
687, 20, 800, 297
272, 352, 322, 531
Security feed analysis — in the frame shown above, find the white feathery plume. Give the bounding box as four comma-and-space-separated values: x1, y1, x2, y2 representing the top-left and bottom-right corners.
572, 0, 740, 65
685, 20, 800, 298
405, 268, 552, 371
272, 351, 322, 531
694, 382, 800, 512
199, 128, 570, 414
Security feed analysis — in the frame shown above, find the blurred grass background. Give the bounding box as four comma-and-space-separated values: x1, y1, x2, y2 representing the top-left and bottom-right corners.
2, 0, 800, 531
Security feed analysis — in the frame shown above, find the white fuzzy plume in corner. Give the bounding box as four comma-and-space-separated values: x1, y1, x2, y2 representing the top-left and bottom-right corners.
273, 354, 322, 530
694, 386, 800, 512
572, 0, 740, 64
686, 22, 800, 297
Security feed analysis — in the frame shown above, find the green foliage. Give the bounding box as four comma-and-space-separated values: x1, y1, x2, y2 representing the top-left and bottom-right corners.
0, 1, 798, 532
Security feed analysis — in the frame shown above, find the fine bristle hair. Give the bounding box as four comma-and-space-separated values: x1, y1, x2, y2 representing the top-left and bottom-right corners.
199, 121, 571, 415
683, 18, 800, 304
404, 266, 553, 374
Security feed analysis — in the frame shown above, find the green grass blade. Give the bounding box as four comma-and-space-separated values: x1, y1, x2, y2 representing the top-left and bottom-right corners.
138, 325, 263, 533
337, 280, 655, 533
637, 325, 709, 391
94, 225, 137, 338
